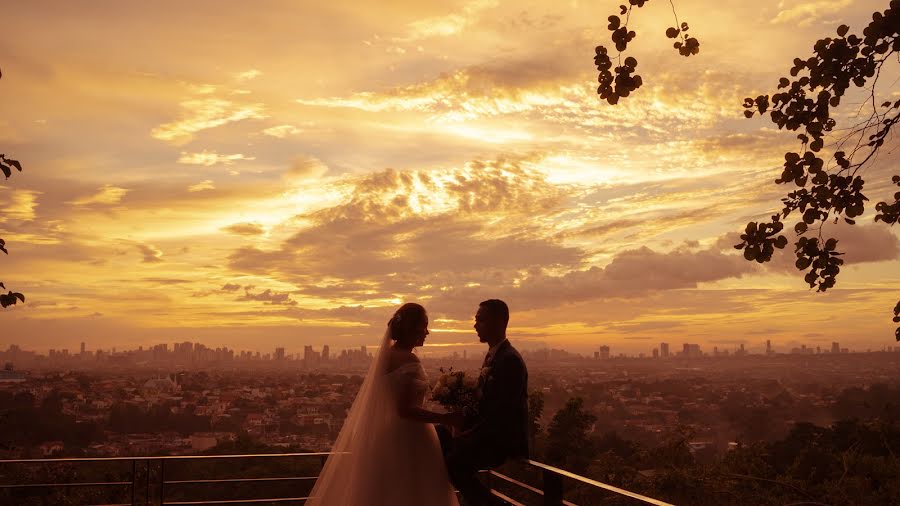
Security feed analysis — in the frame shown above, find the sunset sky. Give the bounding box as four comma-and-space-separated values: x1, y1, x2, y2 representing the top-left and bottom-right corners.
1, 0, 898, 355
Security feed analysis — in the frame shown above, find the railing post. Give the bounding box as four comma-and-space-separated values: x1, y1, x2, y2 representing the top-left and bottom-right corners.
131, 459, 137, 506
543, 468, 563, 506
159, 459, 165, 506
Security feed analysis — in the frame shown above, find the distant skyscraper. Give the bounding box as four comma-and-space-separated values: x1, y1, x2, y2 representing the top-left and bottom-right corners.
660, 342, 669, 358
304, 345, 315, 365
322, 345, 330, 362
652, 348, 659, 359
832, 342, 840, 354
275, 347, 285, 361
766, 340, 772, 355
80, 342, 86, 355
683, 343, 701, 358
594, 351, 600, 359
599, 346, 610, 360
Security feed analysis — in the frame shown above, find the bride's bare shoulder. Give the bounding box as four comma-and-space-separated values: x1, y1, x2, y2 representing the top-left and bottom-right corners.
386, 348, 420, 373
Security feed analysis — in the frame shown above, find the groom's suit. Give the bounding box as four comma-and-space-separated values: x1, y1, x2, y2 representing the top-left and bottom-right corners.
439, 339, 528, 505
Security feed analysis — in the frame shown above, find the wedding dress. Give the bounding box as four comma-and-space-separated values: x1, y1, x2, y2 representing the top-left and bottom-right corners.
306, 329, 459, 506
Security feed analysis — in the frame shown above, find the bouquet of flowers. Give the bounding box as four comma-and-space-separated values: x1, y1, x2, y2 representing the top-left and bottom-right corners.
430, 367, 479, 415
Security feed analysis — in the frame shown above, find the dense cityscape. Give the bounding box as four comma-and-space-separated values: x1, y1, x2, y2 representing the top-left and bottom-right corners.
2, 339, 899, 504
2, 341, 897, 458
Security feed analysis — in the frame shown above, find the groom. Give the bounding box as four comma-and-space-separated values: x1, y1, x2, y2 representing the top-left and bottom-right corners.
438, 299, 529, 506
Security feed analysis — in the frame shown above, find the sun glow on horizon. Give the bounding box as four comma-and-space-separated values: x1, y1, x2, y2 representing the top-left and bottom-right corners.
2, 0, 898, 353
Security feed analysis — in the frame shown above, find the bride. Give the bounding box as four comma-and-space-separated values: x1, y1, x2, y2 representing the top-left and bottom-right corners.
306, 303, 462, 505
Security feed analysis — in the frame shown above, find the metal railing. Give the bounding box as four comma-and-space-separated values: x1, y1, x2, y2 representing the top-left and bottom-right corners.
0, 453, 674, 506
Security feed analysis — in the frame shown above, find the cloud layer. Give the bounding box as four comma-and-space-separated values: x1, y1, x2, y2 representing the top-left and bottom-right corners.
2, 0, 897, 353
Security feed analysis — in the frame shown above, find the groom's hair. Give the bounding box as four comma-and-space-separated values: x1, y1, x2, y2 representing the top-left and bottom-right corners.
479, 299, 509, 327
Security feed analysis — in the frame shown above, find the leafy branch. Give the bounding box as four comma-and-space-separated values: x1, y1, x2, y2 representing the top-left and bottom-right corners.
0, 67, 26, 309
733, 2, 900, 339
594, 0, 700, 104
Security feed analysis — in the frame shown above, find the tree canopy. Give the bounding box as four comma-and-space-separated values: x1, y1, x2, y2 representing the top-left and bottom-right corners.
594, 1, 900, 340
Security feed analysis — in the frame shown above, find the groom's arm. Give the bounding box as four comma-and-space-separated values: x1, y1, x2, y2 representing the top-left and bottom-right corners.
463, 355, 526, 441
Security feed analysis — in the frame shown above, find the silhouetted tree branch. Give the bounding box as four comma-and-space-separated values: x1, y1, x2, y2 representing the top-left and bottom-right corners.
733, 2, 899, 340
0, 67, 26, 309
594, 0, 700, 104
593, 2, 900, 340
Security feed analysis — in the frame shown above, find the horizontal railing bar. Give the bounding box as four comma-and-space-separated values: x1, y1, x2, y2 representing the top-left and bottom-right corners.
0, 452, 339, 464
164, 476, 317, 485
0, 481, 131, 489
0, 454, 672, 506
164, 497, 308, 505
526, 460, 675, 506
490, 471, 544, 495
490, 489, 526, 506
490, 471, 579, 506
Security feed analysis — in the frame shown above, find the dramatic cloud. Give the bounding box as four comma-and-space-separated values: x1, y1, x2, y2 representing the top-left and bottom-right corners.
4, 0, 895, 352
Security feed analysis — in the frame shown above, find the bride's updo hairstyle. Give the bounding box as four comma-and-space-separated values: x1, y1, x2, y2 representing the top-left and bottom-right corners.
388, 303, 427, 346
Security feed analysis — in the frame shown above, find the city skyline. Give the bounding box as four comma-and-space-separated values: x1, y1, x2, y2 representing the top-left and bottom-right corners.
2, 0, 898, 352
5, 336, 896, 362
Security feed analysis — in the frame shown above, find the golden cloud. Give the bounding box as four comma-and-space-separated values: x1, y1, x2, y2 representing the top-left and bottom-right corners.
188, 180, 216, 192
401, 0, 498, 41
152, 97, 266, 145
771, 0, 854, 26
178, 150, 255, 166
70, 185, 129, 207
262, 124, 302, 138
0, 189, 41, 221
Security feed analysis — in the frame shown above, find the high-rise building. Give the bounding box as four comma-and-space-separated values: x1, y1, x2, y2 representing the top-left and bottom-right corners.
80, 342, 86, 355
660, 342, 670, 358
766, 340, 772, 355
599, 346, 610, 360
683, 343, 701, 358
322, 345, 330, 362
831, 342, 841, 354
652, 348, 659, 359
275, 347, 285, 361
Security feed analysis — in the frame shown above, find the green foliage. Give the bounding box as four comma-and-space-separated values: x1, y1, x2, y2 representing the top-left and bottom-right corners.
594, 0, 699, 104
